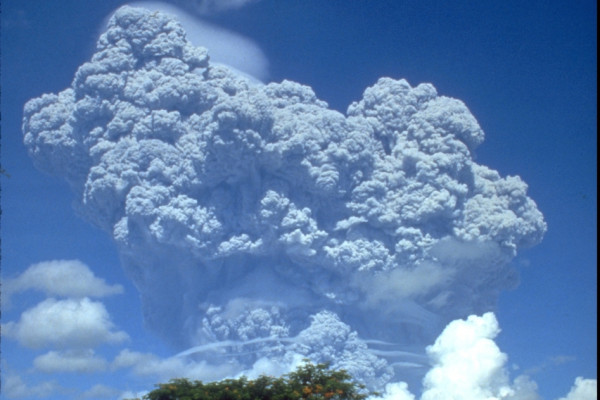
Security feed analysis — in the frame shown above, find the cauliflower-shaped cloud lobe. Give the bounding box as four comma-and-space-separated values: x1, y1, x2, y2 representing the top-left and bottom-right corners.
22, 6, 546, 388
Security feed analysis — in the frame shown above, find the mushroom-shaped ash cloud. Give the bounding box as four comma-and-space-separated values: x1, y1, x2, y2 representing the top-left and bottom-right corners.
22, 5, 546, 388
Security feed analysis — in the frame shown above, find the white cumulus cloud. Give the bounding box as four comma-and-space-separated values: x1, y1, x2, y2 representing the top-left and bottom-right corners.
119, 390, 150, 400
558, 377, 597, 400
2, 298, 128, 349
80, 384, 122, 399
370, 313, 596, 400
3, 259, 123, 305
33, 349, 108, 373
420, 313, 536, 400
1, 374, 61, 399
374, 382, 416, 400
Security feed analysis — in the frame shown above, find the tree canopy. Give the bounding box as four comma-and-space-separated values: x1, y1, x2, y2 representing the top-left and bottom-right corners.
136, 361, 373, 400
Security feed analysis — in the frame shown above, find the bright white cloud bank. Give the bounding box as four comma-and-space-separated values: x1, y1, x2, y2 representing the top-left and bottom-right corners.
420, 313, 538, 400
558, 378, 598, 400
370, 313, 596, 400
2, 297, 128, 349
81, 384, 122, 399
19, 4, 563, 393
3, 259, 123, 304
1, 375, 61, 399
33, 349, 108, 373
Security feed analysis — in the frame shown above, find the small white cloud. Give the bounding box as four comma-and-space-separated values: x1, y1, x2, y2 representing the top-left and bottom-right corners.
81, 384, 122, 399
3, 259, 123, 305
119, 390, 149, 400
558, 377, 597, 400
370, 382, 416, 400
2, 297, 128, 349
510, 375, 542, 400
240, 354, 305, 380
33, 349, 108, 373
524, 355, 577, 376
112, 349, 154, 370
1, 373, 61, 399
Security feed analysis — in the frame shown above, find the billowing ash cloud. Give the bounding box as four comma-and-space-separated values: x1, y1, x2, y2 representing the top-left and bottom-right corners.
124, 1, 269, 81
22, 6, 546, 389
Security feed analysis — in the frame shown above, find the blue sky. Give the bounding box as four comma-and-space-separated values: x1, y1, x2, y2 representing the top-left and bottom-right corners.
1, 1, 596, 399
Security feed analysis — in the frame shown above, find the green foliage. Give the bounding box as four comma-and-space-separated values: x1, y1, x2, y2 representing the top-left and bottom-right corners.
142, 361, 372, 400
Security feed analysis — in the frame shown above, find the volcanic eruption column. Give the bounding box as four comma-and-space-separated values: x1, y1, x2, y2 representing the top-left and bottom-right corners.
22, 6, 546, 388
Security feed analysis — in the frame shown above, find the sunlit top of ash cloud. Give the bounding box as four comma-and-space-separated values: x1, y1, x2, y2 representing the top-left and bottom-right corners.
22, 5, 546, 389
105, 1, 269, 82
